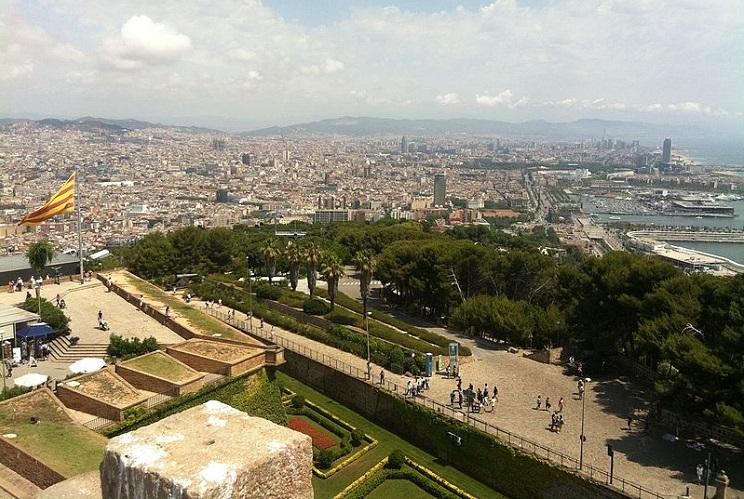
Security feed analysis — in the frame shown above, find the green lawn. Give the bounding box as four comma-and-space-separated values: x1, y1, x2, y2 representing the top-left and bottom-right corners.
123, 275, 249, 342
276, 372, 504, 499
123, 352, 196, 382
366, 479, 435, 499
0, 392, 107, 477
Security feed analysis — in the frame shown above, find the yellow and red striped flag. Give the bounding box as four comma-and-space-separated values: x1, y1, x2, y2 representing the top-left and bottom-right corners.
18, 172, 76, 226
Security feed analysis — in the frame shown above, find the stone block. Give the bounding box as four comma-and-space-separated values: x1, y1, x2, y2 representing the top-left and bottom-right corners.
100, 400, 313, 499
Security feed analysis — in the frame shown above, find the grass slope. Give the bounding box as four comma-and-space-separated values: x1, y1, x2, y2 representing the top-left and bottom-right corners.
276, 372, 503, 499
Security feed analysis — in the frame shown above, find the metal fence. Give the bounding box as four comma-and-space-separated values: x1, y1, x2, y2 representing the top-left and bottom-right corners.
82, 393, 174, 432
207, 308, 666, 499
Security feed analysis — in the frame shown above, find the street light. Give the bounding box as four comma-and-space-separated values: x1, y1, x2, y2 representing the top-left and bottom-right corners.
365, 311, 371, 380
245, 256, 253, 334
579, 377, 591, 470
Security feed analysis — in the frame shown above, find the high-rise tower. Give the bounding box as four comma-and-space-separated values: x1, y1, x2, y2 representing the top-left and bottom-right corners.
433, 173, 446, 207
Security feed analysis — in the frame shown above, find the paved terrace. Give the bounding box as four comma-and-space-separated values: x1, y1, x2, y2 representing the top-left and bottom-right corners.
202, 298, 742, 499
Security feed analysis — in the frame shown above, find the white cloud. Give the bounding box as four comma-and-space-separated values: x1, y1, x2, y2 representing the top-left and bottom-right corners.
667, 101, 702, 113
435, 93, 460, 105
476, 90, 513, 107
301, 58, 344, 75
101, 15, 192, 70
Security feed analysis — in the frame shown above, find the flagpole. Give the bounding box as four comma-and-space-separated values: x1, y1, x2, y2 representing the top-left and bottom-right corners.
76, 168, 84, 284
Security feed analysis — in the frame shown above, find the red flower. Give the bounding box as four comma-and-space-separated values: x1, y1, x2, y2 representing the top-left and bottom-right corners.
288, 417, 336, 449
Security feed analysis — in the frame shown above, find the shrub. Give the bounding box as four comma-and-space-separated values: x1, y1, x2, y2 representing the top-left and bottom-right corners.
107, 335, 159, 360
303, 298, 330, 315
387, 449, 406, 469
350, 429, 364, 446
0, 386, 31, 402
22, 297, 69, 333
326, 310, 358, 325
291, 394, 306, 409
255, 284, 282, 301
316, 448, 335, 469
389, 346, 405, 367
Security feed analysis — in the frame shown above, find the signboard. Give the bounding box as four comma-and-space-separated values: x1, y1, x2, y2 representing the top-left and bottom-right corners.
0, 324, 13, 342
448, 342, 459, 375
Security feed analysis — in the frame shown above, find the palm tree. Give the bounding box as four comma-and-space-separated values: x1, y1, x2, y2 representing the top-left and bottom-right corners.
261, 239, 280, 285
354, 250, 376, 379
286, 241, 301, 291
305, 243, 321, 297
26, 240, 55, 275
354, 250, 377, 313
321, 254, 345, 310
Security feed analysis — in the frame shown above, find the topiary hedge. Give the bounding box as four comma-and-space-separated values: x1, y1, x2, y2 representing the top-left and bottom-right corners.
302, 298, 330, 315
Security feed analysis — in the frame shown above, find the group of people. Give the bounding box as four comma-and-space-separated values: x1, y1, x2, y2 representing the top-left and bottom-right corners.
405, 376, 430, 397
7, 275, 50, 293
450, 378, 498, 413
536, 395, 567, 432
1, 338, 50, 377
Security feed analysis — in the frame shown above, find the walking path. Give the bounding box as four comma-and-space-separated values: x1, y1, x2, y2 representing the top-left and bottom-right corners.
200, 295, 741, 498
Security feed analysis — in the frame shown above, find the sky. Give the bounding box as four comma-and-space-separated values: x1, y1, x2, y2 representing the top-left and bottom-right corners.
1, 0, 742, 130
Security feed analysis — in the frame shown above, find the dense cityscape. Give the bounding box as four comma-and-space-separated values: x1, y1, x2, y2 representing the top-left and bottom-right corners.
1, 0, 743, 498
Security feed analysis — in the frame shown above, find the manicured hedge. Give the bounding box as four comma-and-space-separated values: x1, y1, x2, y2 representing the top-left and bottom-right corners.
346, 466, 461, 499
316, 288, 471, 356
192, 279, 426, 372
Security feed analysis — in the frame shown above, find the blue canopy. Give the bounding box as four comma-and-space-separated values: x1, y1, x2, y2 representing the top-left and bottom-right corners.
16, 323, 54, 339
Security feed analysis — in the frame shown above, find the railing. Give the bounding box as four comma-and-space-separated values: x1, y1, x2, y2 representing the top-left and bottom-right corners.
83, 393, 174, 431
206, 307, 667, 499
84, 416, 115, 431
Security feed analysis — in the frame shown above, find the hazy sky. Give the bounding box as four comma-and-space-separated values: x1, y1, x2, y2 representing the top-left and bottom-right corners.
1, 0, 742, 129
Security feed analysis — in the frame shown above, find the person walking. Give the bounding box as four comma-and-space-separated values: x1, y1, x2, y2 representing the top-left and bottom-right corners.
379, 369, 385, 385
545, 397, 552, 412
458, 390, 463, 409
558, 397, 564, 413
696, 463, 704, 484
165, 306, 170, 318
536, 395, 542, 410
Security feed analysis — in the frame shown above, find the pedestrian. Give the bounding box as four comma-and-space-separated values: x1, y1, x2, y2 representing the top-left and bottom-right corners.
493, 385, 499, 402
627, 415, 633, 430
379, 370, 385, 385
490, 396, 496, 412
696, 463, 704, 484
578, 384, 585, 400
477, 388, 482, 403
536, 395, 542, 410
98, 310, 103, 322
165, 306, 170, 318
456, 377, 462, 391
551, 413, 557, 431
484, 383, 489, 400
577, 362, 583, 378
557, 415, 564, 433
558, 397, 564, 413
545, 397, 552, 412
139, 294, 144, 309
406, 380, 412, 397
458, 390, 463, 409
450, 390, 456, 406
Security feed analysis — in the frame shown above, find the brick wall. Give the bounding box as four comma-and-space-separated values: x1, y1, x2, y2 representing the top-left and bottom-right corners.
229, 352, 267, 376
55, 384, 145, 421
0, 437, 66, 488
115, 364, 205, 396
166, 348, 229, 375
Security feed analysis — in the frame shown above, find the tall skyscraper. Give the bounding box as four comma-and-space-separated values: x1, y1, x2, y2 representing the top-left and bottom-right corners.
401, 136, 408, 154
433, 173, 446, 207
662, 138, 672, 164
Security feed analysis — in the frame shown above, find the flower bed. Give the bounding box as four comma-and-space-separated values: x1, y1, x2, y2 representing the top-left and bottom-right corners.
283, 388, 378, 478
289, 416, 336, 449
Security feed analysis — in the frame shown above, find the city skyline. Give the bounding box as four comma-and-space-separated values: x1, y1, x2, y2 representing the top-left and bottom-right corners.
1, 0, 742, 130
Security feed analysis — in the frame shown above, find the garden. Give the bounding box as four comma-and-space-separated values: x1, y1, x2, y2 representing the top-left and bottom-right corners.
276, 372, 502, 499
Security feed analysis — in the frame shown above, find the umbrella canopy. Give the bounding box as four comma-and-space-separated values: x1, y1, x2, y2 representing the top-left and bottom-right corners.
16, 323, 54, 339
14, 373, 48, 387
68, 358, 106, 374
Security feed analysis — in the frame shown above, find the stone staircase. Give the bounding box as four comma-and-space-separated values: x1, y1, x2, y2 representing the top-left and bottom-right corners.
47, 335, 108, 362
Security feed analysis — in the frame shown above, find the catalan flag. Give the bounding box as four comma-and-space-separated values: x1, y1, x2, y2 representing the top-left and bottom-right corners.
18, 172, 76, 226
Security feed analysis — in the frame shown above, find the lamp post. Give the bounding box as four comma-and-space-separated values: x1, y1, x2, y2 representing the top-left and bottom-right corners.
579, 377, 591, 470
365, 311, 371, 380
245, 256, 253, 334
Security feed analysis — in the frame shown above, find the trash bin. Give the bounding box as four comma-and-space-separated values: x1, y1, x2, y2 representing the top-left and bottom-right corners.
425, 353, 433, 377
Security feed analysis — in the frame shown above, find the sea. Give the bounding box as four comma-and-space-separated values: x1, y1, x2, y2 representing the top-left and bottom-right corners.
592, 199, 744, 265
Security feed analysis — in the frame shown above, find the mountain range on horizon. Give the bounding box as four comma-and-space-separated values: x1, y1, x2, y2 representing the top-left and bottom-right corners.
0, 115, 734, 144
